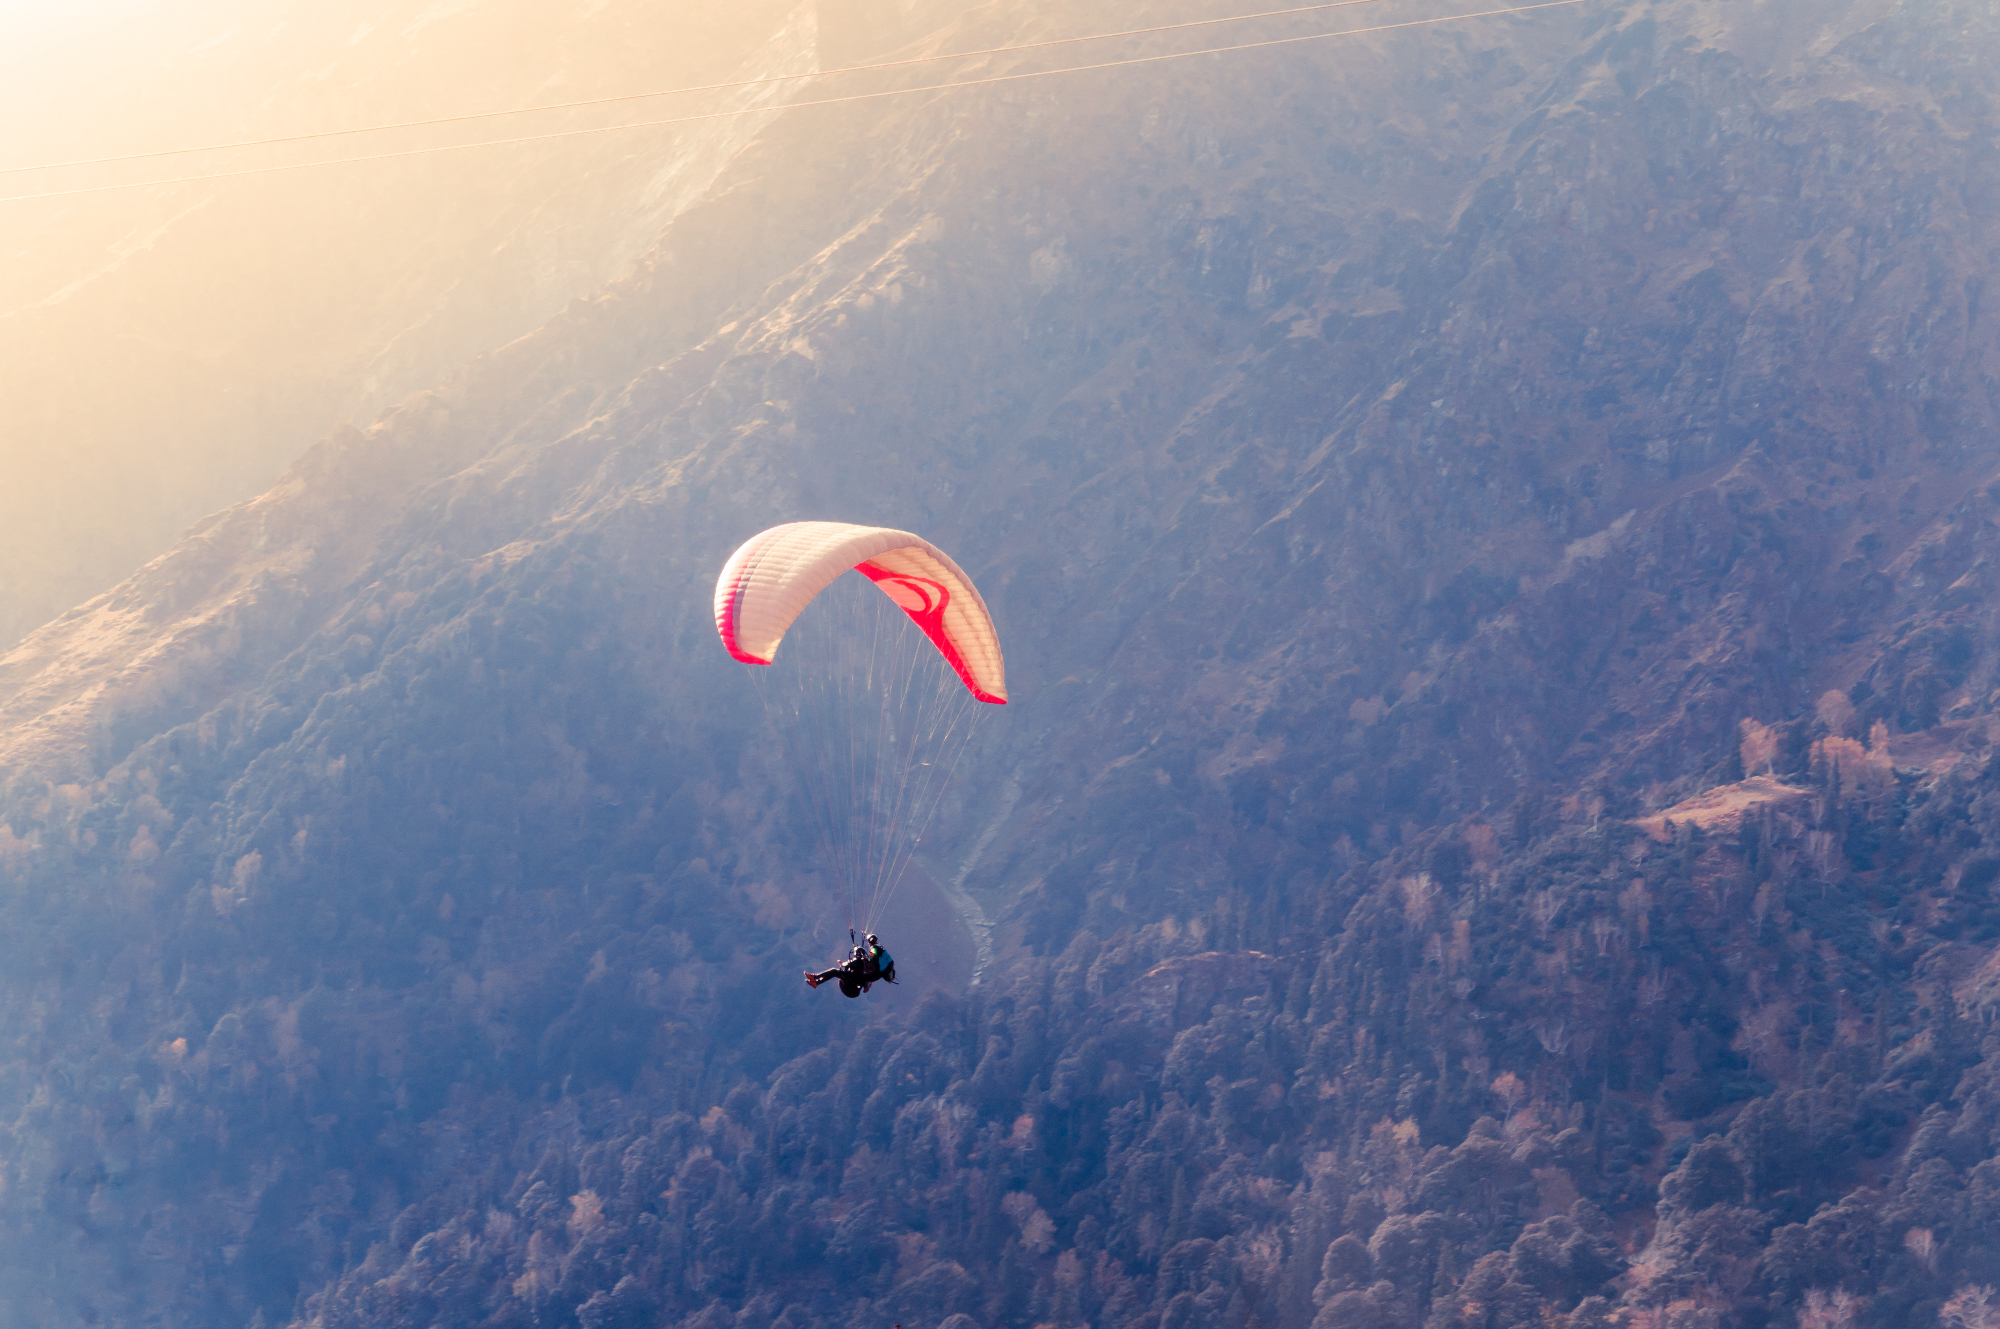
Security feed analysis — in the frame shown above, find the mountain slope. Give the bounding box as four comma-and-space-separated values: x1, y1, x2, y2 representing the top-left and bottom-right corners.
0, 0, 810, 648
2, 1, 2000, 1326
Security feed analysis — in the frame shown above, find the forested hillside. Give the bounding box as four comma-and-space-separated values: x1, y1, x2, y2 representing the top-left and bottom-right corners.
2, 0, 2000, 1326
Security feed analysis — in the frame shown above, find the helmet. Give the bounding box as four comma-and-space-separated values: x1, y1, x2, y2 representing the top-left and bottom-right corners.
853, 946, 867, 959
865, 934, 879, 945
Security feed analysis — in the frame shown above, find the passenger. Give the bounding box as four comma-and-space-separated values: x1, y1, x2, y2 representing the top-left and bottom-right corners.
805, 945, 876, 997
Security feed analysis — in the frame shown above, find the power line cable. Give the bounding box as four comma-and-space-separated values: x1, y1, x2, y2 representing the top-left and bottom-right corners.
1, 0, 1412, 178
0, 0, 1599, 205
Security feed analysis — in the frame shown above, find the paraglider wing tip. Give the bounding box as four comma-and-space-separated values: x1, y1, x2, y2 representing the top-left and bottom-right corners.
716, 596, 767, 663
717, 619, 771, 664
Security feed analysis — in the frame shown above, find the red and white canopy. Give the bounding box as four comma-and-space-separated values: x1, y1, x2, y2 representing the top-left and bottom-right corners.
714, 521, 1008, 704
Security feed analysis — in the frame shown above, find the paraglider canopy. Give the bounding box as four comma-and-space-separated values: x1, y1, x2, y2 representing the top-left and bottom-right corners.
713, 520, 1006, 941
714, 521, 1007, 704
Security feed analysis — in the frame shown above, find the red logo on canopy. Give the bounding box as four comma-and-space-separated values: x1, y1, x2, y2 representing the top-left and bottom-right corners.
854, 562, 1001, 703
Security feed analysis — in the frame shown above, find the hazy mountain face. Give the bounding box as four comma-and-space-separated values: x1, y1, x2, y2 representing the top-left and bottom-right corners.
3, 0, 2000, 1326
0, 0, 804, 648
